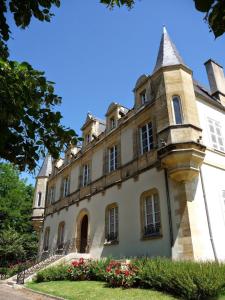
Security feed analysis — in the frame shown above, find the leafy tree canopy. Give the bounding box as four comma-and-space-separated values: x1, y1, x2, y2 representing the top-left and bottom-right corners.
0, 163, 37, 265
0, 0, 79, 171
0, 60, 78, 171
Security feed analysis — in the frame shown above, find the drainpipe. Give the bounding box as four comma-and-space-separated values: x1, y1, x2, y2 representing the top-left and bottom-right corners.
199, 167, 218, 261
164, 169, 174, 249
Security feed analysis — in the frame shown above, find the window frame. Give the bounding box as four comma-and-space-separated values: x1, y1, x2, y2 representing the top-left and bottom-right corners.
140, 90, 147, 105
43, 227, 50, 251
207, 118, 225, 152
82, 164, 90, 187
37, 192, 42, 207
172, 95, 183, 125
57, 221, 65, 249
140, 122, 154, 155
105, 203, 119, 243
108, 145, 118, 172
63, 177, 69, 197
140, 189, 162, 240
110, 117, 116, 130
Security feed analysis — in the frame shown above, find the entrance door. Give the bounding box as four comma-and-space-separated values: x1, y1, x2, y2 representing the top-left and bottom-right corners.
80, 215, 88, 253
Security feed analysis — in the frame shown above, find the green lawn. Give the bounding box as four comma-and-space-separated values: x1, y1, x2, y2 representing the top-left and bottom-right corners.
26, 281, 177, 300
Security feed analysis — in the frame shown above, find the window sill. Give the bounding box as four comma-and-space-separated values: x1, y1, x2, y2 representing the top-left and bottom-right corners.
141, 234, 163, 241
104, 240, 119, 246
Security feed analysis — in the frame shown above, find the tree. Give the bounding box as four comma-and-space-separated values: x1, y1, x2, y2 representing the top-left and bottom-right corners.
0, 60, 78, 172
194, 0, 225, 38
0, 163, 37, 266
0, 0, 78, 172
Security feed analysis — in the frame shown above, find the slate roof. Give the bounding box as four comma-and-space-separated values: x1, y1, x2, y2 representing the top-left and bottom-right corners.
37, 154, 52, 177
153, 27, 186, 73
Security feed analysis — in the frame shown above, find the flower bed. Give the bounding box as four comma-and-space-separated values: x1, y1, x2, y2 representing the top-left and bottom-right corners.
34, 257, 225, 300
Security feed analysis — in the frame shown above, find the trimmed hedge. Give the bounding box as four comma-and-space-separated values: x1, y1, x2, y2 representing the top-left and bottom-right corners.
34, 257, 225, 300
133, 257, 225, 300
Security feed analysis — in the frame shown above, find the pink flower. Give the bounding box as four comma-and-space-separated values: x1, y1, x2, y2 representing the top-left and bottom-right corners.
72, 261, 79, 267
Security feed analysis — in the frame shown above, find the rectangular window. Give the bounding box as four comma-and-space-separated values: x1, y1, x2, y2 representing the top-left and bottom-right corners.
208, 118, 225, 152
107, 206, 118, 241
49, 187, 55, 204
82, 164, 90, 187
108, 145, 118, 172
140, 122, 153, 154
144, 194, 161, 236
140, 90, 147, 104
110, 117, 116, 130
63, 177, 69, 197
37, 192, 42, 207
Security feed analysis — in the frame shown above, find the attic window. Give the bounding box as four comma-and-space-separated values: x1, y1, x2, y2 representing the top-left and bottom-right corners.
110, 117, 116, 130
85, 134, 91, 144
140, 90, 147, 104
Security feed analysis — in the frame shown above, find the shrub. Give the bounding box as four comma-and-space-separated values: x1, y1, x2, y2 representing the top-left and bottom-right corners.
133, 257, 225, 300
87, 257, 111, 281
35, 264, 70, 283
104, 260, 138, 288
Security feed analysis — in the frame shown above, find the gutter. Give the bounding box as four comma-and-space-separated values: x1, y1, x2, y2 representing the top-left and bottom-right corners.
164, 169, 174, 249
200, 167, 218, 261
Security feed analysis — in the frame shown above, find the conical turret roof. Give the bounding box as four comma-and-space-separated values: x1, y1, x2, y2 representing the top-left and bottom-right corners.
37, 154, 52, 177
153, 27, 186, 73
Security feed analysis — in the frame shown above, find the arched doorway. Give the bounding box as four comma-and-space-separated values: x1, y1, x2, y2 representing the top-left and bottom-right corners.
80, 215, 88, 253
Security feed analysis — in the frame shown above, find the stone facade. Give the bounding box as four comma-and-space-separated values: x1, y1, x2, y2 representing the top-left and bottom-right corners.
32, 28, 225, 261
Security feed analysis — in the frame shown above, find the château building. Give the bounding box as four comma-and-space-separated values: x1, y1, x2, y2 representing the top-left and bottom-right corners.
32, 28, 225, 261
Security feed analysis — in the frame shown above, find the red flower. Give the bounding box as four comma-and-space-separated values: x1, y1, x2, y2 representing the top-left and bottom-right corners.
106, 267, 111, 272
72, 261, 79, 267
79, 257, 84, 264
124, 270, 130, 276
115, 269, 120, 275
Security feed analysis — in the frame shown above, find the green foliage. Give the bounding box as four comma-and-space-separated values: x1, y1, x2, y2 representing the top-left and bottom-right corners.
100, 0, 134, 9
0, 163, 37, 266
35, 264, 71, 283
33, 257, 225, 299
133, 257, 225, 300
194, 0, 225, 38
0, 60, 78, 171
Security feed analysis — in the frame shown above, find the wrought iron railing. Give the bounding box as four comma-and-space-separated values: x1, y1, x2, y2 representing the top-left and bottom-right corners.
106, 232, 118, 242
16, 238, 76, 284
144, 223, 161, 237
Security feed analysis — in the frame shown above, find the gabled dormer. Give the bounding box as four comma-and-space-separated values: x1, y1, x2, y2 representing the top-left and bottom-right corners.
106, 102, 128, 132
81, 113, 106, 147
133, 74, 152, 109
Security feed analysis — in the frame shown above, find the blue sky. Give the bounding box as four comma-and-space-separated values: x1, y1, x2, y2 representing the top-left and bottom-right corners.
7, 1, 225, 185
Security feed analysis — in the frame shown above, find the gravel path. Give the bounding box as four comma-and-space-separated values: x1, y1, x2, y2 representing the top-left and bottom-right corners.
0, 284, 59, 300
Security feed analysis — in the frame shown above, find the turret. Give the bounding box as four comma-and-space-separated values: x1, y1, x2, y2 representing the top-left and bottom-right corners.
32, 155, 52, 232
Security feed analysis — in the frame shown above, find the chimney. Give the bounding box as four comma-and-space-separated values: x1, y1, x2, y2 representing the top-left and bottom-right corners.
204, 59, 225, 105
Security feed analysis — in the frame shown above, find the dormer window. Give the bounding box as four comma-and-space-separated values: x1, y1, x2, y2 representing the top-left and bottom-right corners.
110, 117, 116, 130
140, 90, 147, 105
85, 134, 91, 145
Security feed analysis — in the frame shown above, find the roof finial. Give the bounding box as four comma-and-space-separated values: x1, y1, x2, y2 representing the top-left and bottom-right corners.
163, 25, 167, 34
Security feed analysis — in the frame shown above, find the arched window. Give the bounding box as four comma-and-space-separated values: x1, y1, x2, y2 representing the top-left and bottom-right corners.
43, 227, 50, 251
105, 203, 118, 242
140, 189, 162, 239
37, 192, 42, 207
172, 96, 183, 124
57, 221, 65, 249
